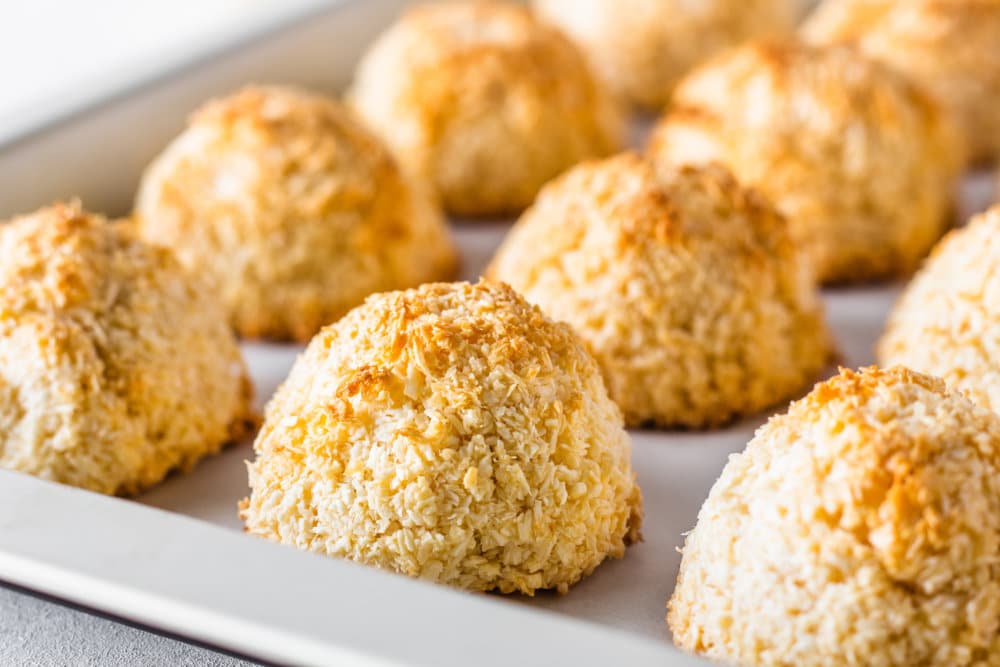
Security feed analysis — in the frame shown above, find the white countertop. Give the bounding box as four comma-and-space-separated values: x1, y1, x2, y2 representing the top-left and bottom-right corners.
0, 585, 258, 666
0, 0, 331, 144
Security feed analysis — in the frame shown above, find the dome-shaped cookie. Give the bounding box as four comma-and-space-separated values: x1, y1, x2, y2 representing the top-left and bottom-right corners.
240, 281, 641, 594
879, 205, 1000, 411
533, 0, 798, 110
649, 41, 961, 284
349, 1, 624, 217
487, 154, 832, 428
670, 366, 1000, 666
135, 85, 458, 342
0, 203, 253, 495
804, 0, 1000, 164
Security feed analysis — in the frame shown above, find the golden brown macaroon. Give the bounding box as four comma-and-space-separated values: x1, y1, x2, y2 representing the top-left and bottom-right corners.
669, 366, 1000, 666
487, 154, 832, 428
879, 205, 1000, 412
649, 41, 961, 284
240, 280, 641, 594
135, 85, 458, 342
804, 0, 1000, 164
533, 0, 798, 110
0, 203, 253, 496
349, 1, 624, 217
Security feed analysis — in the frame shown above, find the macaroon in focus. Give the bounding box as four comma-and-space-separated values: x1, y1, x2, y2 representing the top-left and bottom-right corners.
804, 0, 1000, 164
240, 281, 642, 594
0, 203, 254, 496
880, 204, 1000, 412
488, 154, 832, 428
533, 0, 799, 110
135, 85, 458, 342
649, 41, 961, 284
350, 1, 624, 217
670, 366, 1000, 666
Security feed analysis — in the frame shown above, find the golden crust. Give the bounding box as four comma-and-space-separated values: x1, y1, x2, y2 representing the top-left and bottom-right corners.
669, 365, 1000, 666
879, 205, 1000, 412
349, 1, 624, 217
649, 40, 962, 284
487, 154, 833, 428
0, 203, 254, 496
240, 280, 641, 594
804, 0, 1000, 163
533, 0, 798, 110
135, 85, 458, 342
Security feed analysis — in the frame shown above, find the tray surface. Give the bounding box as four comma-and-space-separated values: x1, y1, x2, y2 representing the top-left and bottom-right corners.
140, 168, 994, 646
0, 0, 995, 663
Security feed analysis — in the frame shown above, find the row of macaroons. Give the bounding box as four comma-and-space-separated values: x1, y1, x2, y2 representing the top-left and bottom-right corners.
348, 0, 1000, 219
131, 0, 1000, 350
4, 197, 1000, 664
538, 0, 1000, 165
133, 52, 996, 432
5, 181, 1000, 482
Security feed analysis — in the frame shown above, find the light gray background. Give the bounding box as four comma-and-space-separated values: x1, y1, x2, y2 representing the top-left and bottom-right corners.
0, 585, 260, 666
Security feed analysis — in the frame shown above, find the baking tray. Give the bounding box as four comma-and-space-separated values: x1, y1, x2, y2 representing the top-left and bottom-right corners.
0, 1, 995, 665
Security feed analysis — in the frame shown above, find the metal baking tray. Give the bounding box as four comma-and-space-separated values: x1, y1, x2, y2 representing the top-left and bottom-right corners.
0, 1, 994, 664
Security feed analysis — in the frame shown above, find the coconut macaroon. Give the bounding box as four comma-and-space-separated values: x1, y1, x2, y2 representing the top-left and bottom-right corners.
533, 0, 798, 110
804, 0, 1000, 164
879, 205, 1000, 412
649, 41, 961, 284
487, 154, 832, 428
135, 85, 458, 342
669, 366, 1000, 666
240, 281, 642, 594
349, 1, 624, 217
0, 203, 253, 496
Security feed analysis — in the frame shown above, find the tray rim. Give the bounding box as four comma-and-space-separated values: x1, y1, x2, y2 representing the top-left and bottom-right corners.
0, 471, 692, 666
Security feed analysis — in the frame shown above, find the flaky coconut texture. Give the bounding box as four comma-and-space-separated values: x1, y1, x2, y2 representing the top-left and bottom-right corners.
880, 205, 1000, 412
650, 41, 960, 284
241, 281, 642, 594
488, 155, 832, 428
804, 0, 1000, 164
349, 1, 623, 217
135, 85, 457, 342
0, 203, 253, 496
533, 0, 798, 110
670, 366, 1000, 666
